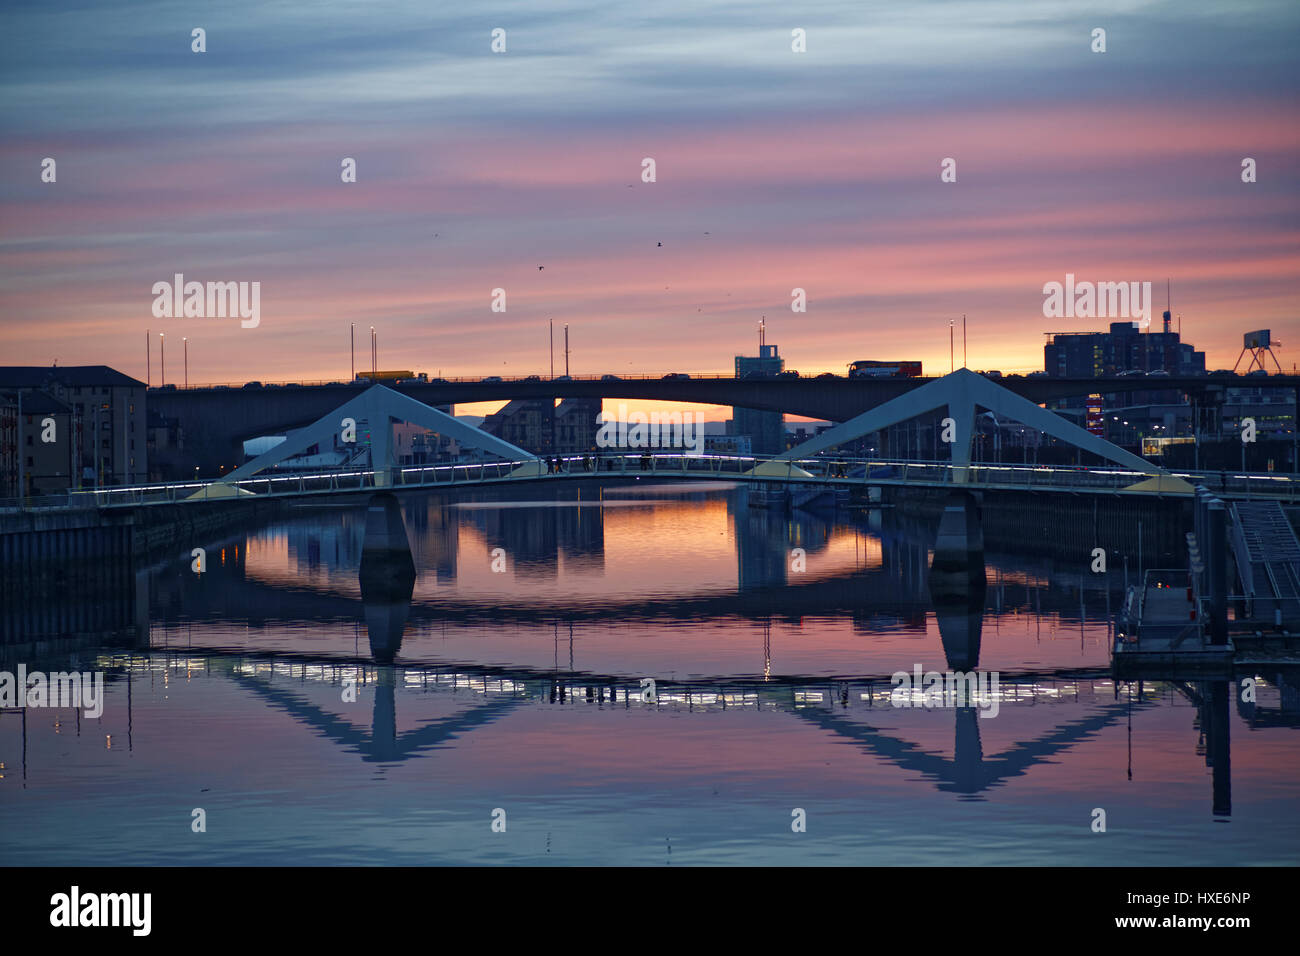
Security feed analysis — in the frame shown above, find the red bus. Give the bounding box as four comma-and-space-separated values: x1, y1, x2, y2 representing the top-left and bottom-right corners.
848, 360, 922, 379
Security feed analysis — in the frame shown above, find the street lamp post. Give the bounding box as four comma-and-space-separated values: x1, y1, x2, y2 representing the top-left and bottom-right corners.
160, 332, 165, 386
183, 337, 188, 388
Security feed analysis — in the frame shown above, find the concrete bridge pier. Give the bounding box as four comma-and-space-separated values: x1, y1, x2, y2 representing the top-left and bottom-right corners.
931, 490, 985, 570
929, 491, 988, 671
1193, 487, 1229, 644
358, 493, 416, 663
925, 494, 982, 671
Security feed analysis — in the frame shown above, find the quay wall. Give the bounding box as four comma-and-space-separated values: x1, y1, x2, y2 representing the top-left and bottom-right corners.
883, 487, 1190, 568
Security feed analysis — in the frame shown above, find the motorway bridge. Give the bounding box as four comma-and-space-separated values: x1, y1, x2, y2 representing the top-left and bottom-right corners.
147, 371, 1300, 478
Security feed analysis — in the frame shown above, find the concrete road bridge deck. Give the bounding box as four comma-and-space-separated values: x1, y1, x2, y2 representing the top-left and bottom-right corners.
147, 371, 1300, 478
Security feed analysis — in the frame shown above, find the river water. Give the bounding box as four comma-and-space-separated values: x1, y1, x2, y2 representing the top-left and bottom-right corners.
2, 481, 1297, 865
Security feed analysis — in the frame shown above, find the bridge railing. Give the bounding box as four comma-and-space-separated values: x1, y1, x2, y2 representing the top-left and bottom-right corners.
29, 452, 1300, 511
0, 491, 99, 515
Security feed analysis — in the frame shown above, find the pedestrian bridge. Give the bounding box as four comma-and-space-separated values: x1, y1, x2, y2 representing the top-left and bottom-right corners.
66, 452, 1300, 508
13, 370, 1300, 511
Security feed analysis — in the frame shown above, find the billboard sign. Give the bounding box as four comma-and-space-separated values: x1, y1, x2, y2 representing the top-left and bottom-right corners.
1085, 394, 1104, 436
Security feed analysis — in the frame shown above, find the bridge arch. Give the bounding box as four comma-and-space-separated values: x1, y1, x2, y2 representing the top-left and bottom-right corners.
220, 384, 540, 485
774, 368, 1166, 483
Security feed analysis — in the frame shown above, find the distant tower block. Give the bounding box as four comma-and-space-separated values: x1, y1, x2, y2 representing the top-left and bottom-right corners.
1233, 329, 1283, 374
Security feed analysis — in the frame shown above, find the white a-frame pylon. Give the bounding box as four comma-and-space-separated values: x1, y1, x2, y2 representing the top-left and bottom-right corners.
220, 384, 540, 486
773, 368, 1162, 481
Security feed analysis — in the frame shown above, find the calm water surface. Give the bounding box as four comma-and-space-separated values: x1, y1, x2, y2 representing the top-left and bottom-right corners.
3, 482, 1297, 865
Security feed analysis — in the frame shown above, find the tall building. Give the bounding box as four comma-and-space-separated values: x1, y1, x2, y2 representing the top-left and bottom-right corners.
0, 365, 147, 494
554, 397, 601, 453
481, 397, 601, 456
0, 396, 14, 497
0, 390, 73, 497
733, 341, 785, 457
1044, 322, 1205, 377
734, 343, 784, 379
481, 399, 552, 455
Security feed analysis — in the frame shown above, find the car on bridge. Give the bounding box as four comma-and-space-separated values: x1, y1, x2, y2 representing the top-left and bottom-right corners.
601, 374, 621, 382
483, 376, 503, 382
662, 373, 689, 380
242, 381, 263, 389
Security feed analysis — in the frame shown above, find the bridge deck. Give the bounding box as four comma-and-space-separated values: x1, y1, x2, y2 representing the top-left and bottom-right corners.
5, 453, 1300, 513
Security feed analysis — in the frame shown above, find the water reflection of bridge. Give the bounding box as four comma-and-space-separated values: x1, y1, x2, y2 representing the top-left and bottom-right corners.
149, 499, 1124, 635
60, 647, 1273, 815
5, 478, 1161, 645
7, 487, 1296, 816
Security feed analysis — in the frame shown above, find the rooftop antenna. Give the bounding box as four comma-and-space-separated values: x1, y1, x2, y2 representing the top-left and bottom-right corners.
759, 315, 765, 350
1162, 279, 1171, 335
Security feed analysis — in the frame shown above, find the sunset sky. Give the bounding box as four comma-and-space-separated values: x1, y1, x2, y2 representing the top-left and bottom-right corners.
2, 0, 1298, 401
